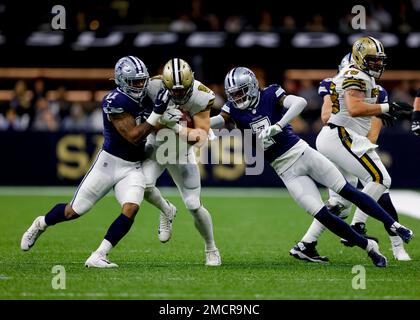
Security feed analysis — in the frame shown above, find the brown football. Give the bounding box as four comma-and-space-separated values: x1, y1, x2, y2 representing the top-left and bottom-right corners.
180, 109, 194, 128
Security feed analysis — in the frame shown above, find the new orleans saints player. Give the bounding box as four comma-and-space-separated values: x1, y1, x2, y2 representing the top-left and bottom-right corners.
290, 53, 411, 263
142, 58, 221, 266
313, 36, 413, 259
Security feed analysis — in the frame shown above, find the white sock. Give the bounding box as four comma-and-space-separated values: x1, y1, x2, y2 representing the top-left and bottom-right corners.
190, 206, 216, 251
144, 187, 171, 213
351, 182, 386, 225
301, 219, 327, 243
39, 216, 48, 229
97, 239, 113, 255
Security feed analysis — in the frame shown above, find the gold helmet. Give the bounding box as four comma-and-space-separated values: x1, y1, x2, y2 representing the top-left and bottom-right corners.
351, 36, 387, 79
162, 58, 194, 105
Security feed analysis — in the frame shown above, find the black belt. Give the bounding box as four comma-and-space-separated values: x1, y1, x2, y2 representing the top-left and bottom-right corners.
327, 123, 339, 129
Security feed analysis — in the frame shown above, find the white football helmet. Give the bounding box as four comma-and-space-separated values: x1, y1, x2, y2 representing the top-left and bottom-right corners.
224, 67, 259, 110
114, 56, 149, 100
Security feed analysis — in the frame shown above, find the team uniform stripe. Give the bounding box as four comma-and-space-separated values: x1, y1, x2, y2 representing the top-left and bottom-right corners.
206, 98, 215, 108
172, 58, 181, 85
368, 37, 380, 53
342, 78, 366, 91
231, 67, 237, 86
127, 56, 139, 73
337, 127, 383, 184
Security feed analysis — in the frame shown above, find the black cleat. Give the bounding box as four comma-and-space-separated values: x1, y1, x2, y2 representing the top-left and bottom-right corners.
326, 202, 345, 217
366, 239, 387, 268
391, 223, 414, 244
341, 222, 379, 247
289, 241, 329, 263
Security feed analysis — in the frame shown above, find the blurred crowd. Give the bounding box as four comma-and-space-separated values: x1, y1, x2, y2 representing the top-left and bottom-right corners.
1, 76, 418, 134
1, 0, 419, 37
57, 0, 420, 34
0, 79, 103, 132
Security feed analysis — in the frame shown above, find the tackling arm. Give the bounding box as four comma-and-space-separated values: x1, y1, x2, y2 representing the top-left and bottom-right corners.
110, 113, 154, 145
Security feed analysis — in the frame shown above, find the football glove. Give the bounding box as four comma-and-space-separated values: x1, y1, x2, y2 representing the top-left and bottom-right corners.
376, 113, 396, 127
411, 110, 420, 136
153, 88, 171, 114
387, 101, 413, 119
159, 108, 183, 127
258, 124, 282, 140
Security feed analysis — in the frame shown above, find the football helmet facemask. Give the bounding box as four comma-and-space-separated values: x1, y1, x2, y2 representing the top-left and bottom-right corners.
352, 36, 387, 79
114, 56, 149, 100
162, 58, 194, 105
224, 67, 260, 110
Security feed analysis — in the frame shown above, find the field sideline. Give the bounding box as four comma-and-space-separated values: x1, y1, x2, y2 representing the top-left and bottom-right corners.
1, 187, 419, 300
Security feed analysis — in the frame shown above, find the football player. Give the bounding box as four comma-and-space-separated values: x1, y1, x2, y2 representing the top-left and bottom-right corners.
291, 52, 411, 262
140, 58, 221, 266
412, 88, 420, 136
20, 56, 176, 268
210, 66, 414, 267
293, 37, 414, 263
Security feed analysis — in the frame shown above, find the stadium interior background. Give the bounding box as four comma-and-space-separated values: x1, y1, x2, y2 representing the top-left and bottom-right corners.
1, 0, 419, 188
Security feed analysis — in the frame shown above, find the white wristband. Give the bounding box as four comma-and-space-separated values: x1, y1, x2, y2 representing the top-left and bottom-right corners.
146, 111, 161, 126
380, 103, 389, 113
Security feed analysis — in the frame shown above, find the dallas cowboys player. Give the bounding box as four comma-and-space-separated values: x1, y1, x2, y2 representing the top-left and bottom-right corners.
20, 56, 176, 268
133, 58, 221, 266
291, 53, 411, 263
210, 66, 414, 267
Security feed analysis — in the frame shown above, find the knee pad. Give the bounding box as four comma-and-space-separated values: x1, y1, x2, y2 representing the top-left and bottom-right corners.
184, 195, 201, 211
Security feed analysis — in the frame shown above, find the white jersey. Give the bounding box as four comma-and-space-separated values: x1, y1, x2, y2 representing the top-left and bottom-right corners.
147, 76, 215, 117
146, 76, 215, 160
328, 64, 379, 136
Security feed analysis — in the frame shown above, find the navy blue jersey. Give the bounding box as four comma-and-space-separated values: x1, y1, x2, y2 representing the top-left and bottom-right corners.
222, 84, 301, 163
318, 77, 388, 103
101, 88, 153, 162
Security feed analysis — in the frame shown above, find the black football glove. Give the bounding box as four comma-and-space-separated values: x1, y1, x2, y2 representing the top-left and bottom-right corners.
376, 113, 396, 127
388, 101, 413, 119
412, 110, 420, 136
153, 88, 171, 114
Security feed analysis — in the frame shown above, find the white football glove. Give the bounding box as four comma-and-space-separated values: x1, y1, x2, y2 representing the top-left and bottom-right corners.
159, 108, 183, 127
258, 124, 282, 140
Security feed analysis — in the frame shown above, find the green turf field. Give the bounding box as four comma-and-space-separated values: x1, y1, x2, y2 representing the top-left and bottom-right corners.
1, 188, 419, 300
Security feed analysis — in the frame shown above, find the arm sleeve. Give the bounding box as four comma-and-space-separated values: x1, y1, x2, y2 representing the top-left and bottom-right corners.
277, 95, 307, 129
210, 114, 225, 129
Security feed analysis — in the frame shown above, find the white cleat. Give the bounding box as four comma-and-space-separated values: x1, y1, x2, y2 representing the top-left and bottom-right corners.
20, 216, 46, 251
158, 201, 177, 243
205, 248, 222, 267
390, 236, 412, 261
85, 251, 118, 268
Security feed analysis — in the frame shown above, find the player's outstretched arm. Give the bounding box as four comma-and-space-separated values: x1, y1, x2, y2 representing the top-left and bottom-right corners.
259, 95, 307, 139
345, 89, 413, 119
